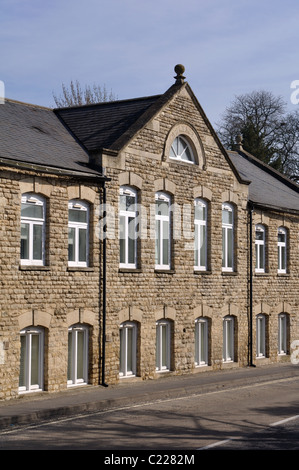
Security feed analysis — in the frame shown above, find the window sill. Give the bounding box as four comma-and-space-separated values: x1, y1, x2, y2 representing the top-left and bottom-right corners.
154, 269, 175, 274
221, 271, 237, 276
67, 267, 94, 272
277, 272, 289, 277
194, 270, 212, 275
19, 265, 50, 271
119, 268, 142, 273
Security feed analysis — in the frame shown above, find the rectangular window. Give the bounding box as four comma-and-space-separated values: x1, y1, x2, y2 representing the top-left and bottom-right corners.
155, 193, 171, 270
119, 187, 137, 268
222, 204, 234, 272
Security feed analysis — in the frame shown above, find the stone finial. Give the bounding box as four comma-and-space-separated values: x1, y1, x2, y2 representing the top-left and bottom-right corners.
174, 64, 186, 84
236, 134, 243, 150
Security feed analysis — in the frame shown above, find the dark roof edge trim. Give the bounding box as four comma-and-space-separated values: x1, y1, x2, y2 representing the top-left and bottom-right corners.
248, 200, 299, 217
0, 157, 108, 182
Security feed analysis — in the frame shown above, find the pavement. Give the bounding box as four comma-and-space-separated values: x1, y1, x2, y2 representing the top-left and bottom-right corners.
0, 362, 298, 430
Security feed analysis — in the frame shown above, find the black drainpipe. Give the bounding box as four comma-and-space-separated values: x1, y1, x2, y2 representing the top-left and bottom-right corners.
248, 202, 255, 367
101, 182, 108, 387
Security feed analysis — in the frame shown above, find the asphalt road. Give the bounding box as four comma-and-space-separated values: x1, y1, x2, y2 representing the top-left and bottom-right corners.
1, 369, 299, 451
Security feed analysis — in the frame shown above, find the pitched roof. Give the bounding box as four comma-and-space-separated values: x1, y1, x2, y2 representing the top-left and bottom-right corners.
228, 149, 299, 213
55, 94, 162, 153
54, 83, 188, 153
0, 99, 103, 177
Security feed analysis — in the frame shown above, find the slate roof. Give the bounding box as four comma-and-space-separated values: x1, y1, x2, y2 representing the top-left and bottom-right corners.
54, 83, 189, 154
0, 99, 103, 177
228, 150, 299, 213
55, 95, 162, 153
2, 91, 298, 216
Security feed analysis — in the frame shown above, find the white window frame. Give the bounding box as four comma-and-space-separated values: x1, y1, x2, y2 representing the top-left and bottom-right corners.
222, 203, 234, 272
19, 327, 44, 394
194, 199, 207, 271
223, 316, 234, 362
21, 193, 46, 266
119, 322, 137, 378
256, 314, 266, 358
278, 313, 288, 355
67, 324, 89, 387
155, 192, 171, 270
119, 186, 138, 268
156, 320, 171, 372
255, 224, 266, 273
278, 227, 287, 274
68, 200, 89, 267
169, 135, 195, 164
195, 317, 209, 366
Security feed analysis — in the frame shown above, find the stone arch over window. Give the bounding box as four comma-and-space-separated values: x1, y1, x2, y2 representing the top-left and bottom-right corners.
66, 309, 96, 327
67, 185, 96, 204
118, 306, 143, 325
19, 177, 53, 199
163, 122, 206, 168
18, 309, 53, 330
118, 172, 143, 191
154, 305, 176, 322
154, 178, 176, 196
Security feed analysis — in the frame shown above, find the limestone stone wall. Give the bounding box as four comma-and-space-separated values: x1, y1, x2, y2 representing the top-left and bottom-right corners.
251, 209, 299, 365
103, 86, 251, 384
0, 168, 103, 400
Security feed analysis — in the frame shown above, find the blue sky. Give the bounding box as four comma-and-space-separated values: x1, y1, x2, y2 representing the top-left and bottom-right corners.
1, 0, 299, 125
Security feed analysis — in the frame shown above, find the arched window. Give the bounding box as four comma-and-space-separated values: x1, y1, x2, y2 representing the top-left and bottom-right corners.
119, 186, 138, 268
155, 192, 171, 270
169, 135, 195, 163
278, 313, 289, 355
222, 203, 234, 272
195, 317, 209, 366
67, 324, 89, 386
156, 319, 171, 371
194, 199, 207, 271
223, 316, 234, 362
256, 314, 266, 358
255, 224, 266, 273
68, 200, 89, 267
19, 327, 44, 393
119, 322, 137, 377
278, 227, 287, 273
21, 193, 46, 265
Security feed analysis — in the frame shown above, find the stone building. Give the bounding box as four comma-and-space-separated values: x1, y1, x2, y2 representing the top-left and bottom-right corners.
0, 66, 298, 400
0, 99, 107, 400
